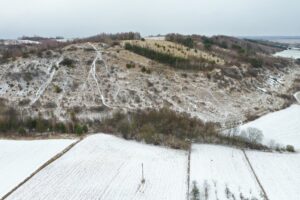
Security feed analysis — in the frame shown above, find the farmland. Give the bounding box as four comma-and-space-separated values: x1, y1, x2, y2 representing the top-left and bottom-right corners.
6, 134, 188, 200
0, 139, 75, 198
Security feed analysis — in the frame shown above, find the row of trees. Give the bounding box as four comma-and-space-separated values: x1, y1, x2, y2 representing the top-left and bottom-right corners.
125, 43, 215, 71
76, 32, 141, 44
0, 101, 88, 136
165, 34, 195, 48
95, 107, 270, 150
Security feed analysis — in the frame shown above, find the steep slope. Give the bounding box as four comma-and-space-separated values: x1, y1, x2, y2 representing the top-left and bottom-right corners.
0, 36, 299, 126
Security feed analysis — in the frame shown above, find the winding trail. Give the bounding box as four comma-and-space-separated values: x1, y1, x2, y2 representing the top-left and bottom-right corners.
30, 57, 63, 105
87, 43, 112, 108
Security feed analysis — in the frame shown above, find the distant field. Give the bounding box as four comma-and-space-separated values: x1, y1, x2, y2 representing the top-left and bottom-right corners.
0, 139, 75, 198
242, 105, 300, 150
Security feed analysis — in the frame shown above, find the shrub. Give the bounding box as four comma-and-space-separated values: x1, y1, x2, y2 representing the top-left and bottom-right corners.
140, 123, 156, 144
61, 58, 75, 68
17, 127, 27, 135
126, 63, 135, 69
286, 145, 295, 152
203, 37, 214, 50
249, 58, 263, 68
75, 124, 83, 135
54, 85, 62, 93
82, 124, 88, 133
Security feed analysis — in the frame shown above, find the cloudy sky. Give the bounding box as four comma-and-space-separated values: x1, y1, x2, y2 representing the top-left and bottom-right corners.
0, 0, 299, 39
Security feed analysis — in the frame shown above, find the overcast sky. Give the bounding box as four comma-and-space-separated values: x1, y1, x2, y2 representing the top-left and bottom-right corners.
0, 0, 300, 39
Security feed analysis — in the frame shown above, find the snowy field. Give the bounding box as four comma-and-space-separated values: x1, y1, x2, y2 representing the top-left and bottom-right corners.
242, 105, 300, 149
246, 151, 300, 200
189, 145, 263, 200
7, 134, 187, 200
0, 139, 75, 198
274, 49, 300, 59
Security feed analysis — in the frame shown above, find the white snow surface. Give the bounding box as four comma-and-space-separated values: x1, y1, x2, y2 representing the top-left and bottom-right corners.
242, 105, 300, 149
274, 49, 300, 59
7, 134, 187, 200
0, 139, 75, 198
294, 92, 300, 103
246, 151, 300, 200
190, 144, 262, 200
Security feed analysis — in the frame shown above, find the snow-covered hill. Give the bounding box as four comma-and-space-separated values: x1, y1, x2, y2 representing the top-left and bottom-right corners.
1, 40, 299, 125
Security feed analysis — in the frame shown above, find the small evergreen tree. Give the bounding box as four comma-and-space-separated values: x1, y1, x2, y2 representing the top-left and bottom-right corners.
190, 181, 200, 200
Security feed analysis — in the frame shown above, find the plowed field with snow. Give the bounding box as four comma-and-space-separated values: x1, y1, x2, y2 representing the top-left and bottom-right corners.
190, 145, 263, 200
0, 139, 75, 198
246, 151, 300, 200
7, 134, 187, 200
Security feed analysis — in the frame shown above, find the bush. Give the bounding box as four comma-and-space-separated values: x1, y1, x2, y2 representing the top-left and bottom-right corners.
203, 37, 214, 50
54, 85, 62, 93
126, 63, 135, 69
249, 58, 263, 68
286, 145, 295, 152
17, 127, 27, 135
75, 124, 84, 135
140, 123, 156, 144
61, 58, 75, 68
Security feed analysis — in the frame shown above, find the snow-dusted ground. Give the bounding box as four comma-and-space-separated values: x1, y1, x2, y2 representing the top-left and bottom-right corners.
274, 49, 300, 59
7, 134, 187, 200
294, 92, 300, 103
242, 105, 300, 149
246, 151, 300, 200
0, 139, 75, 198
189, 145, 263, 200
